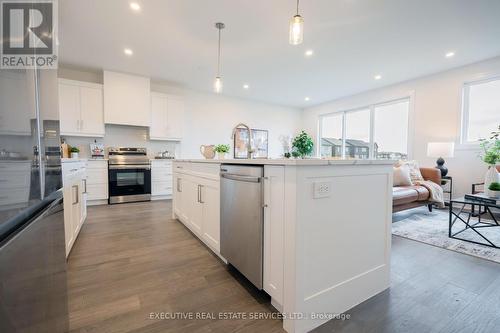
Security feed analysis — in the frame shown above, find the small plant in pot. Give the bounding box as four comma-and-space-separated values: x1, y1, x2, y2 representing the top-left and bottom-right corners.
291, 131, 314, 158
488, 182, 500, 198
214, 144, 230, 159
70, 146, 80, 159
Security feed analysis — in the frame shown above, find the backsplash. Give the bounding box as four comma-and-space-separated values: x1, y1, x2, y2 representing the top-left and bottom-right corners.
62, 124, 180, 158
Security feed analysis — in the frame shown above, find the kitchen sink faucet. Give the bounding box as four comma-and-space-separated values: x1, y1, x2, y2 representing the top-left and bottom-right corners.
231, 123, 253, 159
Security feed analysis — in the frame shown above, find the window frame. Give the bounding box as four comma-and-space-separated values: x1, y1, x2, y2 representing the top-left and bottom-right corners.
318, 95, 413, 159
460, 75, 500, 144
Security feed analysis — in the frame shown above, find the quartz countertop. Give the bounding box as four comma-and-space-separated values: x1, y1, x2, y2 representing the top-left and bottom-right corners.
173, 158, 395, 166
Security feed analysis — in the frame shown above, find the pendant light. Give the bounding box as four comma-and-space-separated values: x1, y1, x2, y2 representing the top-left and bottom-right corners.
214, 22, 225, 93
289, 0, 304, 45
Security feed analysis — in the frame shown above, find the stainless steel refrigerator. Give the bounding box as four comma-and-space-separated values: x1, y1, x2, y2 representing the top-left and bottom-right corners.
0, 68, 69, 332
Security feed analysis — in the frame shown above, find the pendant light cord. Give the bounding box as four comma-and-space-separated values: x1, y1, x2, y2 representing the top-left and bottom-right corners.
296, 0, 299, 15
217, 27, 221, 76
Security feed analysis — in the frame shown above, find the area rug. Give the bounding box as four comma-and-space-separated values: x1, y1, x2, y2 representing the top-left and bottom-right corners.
392, 209, 500, 264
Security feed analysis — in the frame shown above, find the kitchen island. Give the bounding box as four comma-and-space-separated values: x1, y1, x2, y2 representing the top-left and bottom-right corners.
172, 158, 393, 333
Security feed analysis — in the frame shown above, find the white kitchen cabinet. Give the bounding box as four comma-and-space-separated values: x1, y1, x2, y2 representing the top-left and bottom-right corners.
173, 173, 185, 221
185, 176, 203, 237
172, 163, 221, 255
200, 178, 220, 253
62, 160, 87, 258
263, 165, 285, 307
85, 160, 108, 204
0, 161, 31, 209
0, 70, 35, 136
58, 79, 104, 137
104, 71, 150, 127
151, 159, 173, 199
150, 92, 184, 141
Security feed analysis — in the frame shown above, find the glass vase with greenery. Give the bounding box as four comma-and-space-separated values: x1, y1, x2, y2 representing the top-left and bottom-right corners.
292, 131, 314, 158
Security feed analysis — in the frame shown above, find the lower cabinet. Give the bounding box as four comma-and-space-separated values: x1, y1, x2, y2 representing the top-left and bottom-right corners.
173, 170, 220, 254
85, 160, 108, 204
263, 165, 285, 307
62, 161, 87, 258
151, 160, 173, 199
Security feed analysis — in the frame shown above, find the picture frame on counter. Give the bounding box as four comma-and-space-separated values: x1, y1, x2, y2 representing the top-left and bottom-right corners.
233, 128, 269, 159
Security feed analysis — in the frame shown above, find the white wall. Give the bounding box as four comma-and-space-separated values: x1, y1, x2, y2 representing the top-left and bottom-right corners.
302, 56, 500, 197
58, 66, 301, 159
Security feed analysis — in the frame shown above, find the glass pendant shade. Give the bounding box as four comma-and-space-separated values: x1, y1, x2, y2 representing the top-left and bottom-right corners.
214, 76, 223, 93
289, 15, 304, 45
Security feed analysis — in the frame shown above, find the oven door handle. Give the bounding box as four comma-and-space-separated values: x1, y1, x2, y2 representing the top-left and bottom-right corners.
109, 165, 151, 170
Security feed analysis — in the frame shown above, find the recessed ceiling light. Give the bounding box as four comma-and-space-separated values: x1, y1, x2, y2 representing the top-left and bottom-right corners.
304, 97, 310, 101
305, 50, 314, 57
129, 2, 141, 11
374, 74, 382, 80
243, 84, 249, 89
124, 48, 133, 56
445, 51, 455, 58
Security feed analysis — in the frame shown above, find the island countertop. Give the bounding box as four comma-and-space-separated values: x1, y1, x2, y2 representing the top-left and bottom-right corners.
173, 158, 395, 166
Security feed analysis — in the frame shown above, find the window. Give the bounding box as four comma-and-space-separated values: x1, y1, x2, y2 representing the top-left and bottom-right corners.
320, 112, 342, 158
345, 109, 370, 159
462, 77, 500, 143
374, 100, 409, 160
319, 98, 410, 159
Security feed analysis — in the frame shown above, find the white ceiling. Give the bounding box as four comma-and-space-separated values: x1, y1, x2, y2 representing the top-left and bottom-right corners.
59, 0, 500, 108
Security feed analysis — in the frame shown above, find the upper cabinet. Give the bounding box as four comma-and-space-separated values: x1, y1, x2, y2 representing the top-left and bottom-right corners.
150, 92, 184, 141
103, 71, 150, 127
0, 70, 36, 136
58, 79, 104, 137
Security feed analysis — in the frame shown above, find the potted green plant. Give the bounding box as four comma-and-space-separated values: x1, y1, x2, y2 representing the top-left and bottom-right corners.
214, 144, 230, 159
479, 125, 499, 197
488, 182, 500, 198
70, 146, 80, 159
291, 131, 314, 158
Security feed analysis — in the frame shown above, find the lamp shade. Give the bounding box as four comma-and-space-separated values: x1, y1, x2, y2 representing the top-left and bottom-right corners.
427, 142, 455, 158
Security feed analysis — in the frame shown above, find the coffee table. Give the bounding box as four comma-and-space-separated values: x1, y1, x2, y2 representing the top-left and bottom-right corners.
449, 196, 500, 249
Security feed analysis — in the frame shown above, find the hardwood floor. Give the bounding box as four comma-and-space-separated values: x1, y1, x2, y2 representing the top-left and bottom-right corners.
67, 200, 282, 333
67, 202, 500, 333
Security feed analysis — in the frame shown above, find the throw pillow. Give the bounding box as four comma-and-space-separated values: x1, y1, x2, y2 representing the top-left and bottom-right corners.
393, 164, 412, 186
404, 160, 424, 184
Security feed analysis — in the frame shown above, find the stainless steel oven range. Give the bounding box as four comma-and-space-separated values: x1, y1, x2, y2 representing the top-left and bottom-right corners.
108, 147, 151, 204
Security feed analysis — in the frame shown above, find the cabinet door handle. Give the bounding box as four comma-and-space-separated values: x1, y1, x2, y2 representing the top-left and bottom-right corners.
197, 184, 201, 203
177, 178, 182, 192
72, 185, 79, 205
83, 179, 87, 194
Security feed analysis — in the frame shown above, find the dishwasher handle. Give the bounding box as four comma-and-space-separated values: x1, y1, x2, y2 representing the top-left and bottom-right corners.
220, 173, 262, 183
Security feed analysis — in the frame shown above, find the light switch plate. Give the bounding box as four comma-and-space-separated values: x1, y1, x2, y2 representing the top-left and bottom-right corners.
313, 181, 332, 199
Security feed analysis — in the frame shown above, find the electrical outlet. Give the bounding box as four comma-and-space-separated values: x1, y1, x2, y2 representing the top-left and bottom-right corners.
313, 181, 332, 199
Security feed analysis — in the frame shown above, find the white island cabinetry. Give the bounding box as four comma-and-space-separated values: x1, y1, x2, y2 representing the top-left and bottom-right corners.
173, 163, 221, 254
62, 159, 87, 258
172, 159, 393, 333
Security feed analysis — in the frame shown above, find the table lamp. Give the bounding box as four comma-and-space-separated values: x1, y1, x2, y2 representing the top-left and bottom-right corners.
427, 142, 455, 177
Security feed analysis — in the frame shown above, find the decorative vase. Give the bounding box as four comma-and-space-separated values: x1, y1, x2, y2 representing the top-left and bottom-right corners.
217, 152, 225, 159
71, 152, 79, 159
484, 165, 499, 197
199, 145, 215, 159
489, 190, 500, 199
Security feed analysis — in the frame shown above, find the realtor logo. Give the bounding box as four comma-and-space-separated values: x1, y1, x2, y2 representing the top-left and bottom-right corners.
1, 0, 58, 68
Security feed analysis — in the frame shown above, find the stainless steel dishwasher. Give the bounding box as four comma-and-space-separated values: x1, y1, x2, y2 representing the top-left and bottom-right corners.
220, 164, 264, 289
